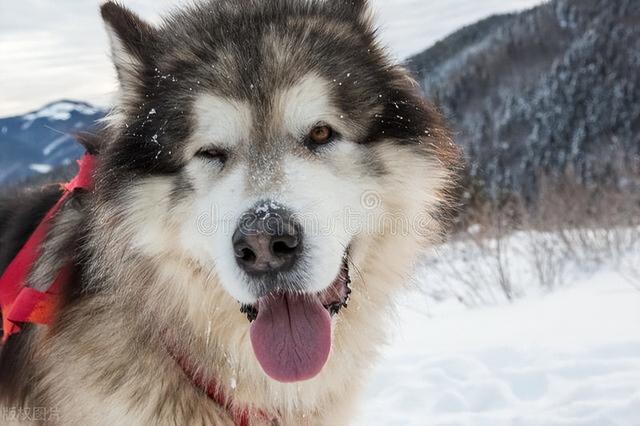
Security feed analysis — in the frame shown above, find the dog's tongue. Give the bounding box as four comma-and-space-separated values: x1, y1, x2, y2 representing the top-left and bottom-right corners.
250, 293, 331, 383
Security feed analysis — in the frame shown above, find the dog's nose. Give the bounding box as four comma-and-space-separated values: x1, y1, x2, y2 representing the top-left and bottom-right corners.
232, 205, 302, 276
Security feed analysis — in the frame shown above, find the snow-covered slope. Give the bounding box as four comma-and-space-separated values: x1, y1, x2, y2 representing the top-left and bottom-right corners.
357, 234, 640, 425
0, 100, 105, 185
21, 101, 102, 123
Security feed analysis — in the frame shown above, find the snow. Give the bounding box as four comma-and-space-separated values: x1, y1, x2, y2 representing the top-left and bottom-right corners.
42, 134, 72, 156
255, 200, 283, 215
357, 235, 640, 425
22, 101, 100, 123
28, 164, 53, 174
0, 0, 545, 116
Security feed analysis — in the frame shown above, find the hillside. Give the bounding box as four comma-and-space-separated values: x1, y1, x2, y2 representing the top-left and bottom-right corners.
0, 101, 105, 185
407, 0, 640, 200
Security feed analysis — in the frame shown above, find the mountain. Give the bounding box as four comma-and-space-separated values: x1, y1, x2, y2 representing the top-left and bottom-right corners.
407, 0, 640, 200
2, 0, 639, 200
0, 100, 105, 185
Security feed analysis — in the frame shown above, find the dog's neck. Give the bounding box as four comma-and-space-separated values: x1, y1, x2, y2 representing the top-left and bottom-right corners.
165, 340, 276, 425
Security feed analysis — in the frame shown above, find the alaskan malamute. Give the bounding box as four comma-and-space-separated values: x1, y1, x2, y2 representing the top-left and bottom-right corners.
0, 0, 461, 424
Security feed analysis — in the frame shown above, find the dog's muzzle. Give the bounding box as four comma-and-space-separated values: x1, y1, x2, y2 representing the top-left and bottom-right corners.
231, 201, 352, 383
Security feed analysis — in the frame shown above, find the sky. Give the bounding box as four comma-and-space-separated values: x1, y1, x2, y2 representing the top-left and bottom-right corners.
0, 0, 545, 117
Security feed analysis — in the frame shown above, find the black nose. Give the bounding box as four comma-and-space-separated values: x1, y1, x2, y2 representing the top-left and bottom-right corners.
232, 204, 303, 276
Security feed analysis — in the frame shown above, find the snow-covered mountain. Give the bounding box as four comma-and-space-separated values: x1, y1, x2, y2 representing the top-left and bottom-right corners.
0, 100, 105, 185
407, 0, 640, 200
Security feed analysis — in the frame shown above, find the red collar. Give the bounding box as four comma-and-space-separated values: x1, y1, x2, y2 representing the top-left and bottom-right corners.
166, 343, 276, 426
0, 153, 96, 343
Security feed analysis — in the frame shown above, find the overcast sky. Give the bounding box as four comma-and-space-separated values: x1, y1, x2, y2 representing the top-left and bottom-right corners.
0, 0, 544, 117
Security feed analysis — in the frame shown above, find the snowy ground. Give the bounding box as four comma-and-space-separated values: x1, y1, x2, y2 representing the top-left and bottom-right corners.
0, 0, 544, 116
357, 233, 640, 425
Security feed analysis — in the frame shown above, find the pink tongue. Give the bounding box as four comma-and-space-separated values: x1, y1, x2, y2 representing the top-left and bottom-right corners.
250, 293, 331, 383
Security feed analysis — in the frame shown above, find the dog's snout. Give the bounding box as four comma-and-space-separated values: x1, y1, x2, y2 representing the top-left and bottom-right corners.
232, 204, 302, 276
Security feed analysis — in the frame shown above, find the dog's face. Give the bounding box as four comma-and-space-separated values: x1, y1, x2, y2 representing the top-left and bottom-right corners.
95, 0, 460, 385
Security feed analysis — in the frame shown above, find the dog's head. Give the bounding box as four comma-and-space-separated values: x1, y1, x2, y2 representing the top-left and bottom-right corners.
94, 0, 461, 386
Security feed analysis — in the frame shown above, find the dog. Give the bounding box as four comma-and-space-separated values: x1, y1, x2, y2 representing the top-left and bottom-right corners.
0, 1, 462, 424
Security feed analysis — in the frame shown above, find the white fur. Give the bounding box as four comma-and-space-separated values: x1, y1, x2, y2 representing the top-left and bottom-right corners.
279, 74, 337, 135
191, 95, 254, 153
182, 165, 258, 304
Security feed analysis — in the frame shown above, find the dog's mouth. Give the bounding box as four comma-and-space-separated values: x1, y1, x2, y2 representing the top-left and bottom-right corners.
240, 256, 351, 322
241, 254, 351, 383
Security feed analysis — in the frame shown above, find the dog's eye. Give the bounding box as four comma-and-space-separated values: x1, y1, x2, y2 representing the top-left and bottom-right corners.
196, 148, 228, 164
309, 125, 333, 144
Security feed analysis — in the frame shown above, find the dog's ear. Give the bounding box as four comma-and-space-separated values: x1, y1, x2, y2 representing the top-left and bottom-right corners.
101, 1, 157, 89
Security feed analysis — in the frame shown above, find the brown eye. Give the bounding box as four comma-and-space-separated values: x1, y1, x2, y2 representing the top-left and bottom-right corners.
309, 125, 333, 144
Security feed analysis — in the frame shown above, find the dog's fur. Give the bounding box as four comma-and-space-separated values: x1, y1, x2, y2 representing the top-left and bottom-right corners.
0, 1, 462, 424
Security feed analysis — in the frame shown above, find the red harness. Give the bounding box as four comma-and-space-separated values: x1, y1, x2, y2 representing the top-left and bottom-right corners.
0, 154, 96, 343
0, 154, 269, 425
